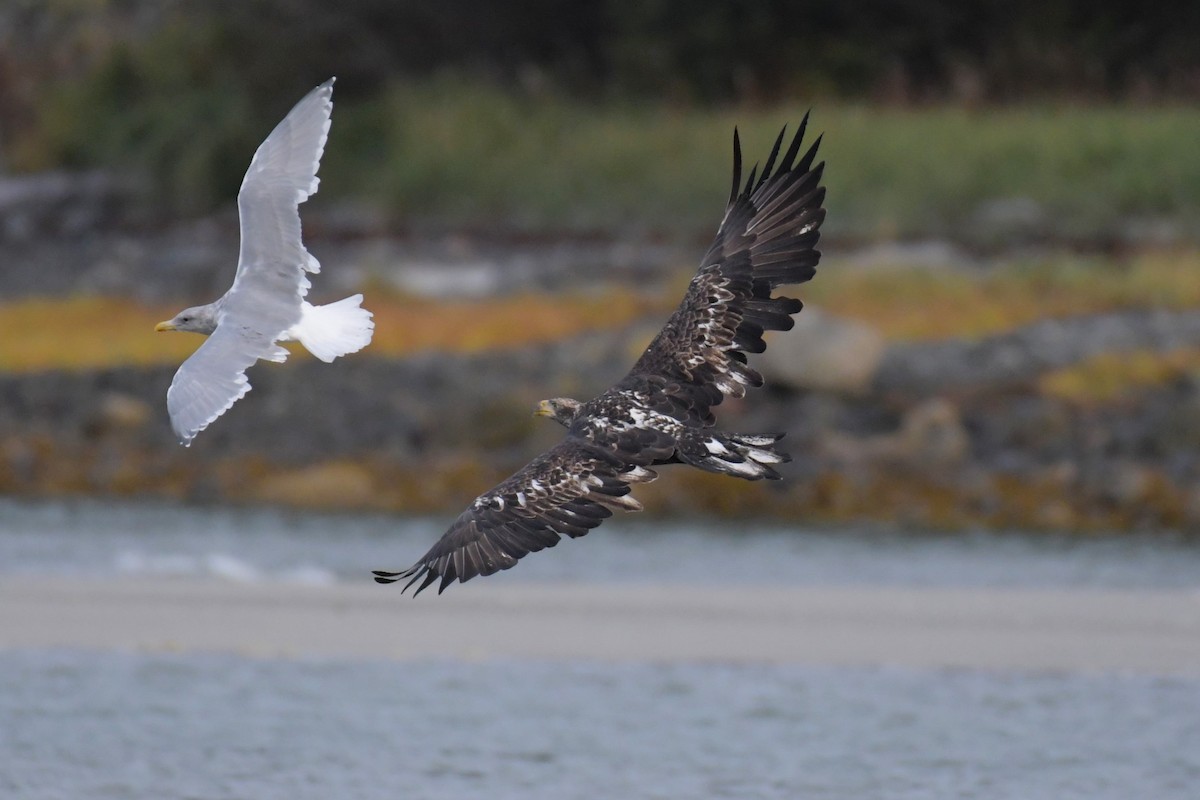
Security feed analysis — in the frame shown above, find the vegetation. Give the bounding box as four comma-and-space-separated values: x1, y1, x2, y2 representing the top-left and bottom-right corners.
324, 88, 1200, 244
4, 3, 1199, 241
13, 71, 1200, 244
812, 249, 1200, 340
3, 3, 1199, 532
0, 290, 659, 373
5, 251, 1198, 372
1040, 348, 1200, 405
10, 1, 1199, 108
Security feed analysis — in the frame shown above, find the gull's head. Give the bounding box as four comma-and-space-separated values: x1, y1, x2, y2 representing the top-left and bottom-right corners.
535, 397, 582, 427
156, 304, 218, 335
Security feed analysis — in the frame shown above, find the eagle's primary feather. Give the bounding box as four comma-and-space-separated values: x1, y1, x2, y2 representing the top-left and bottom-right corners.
375, 118, 826, 594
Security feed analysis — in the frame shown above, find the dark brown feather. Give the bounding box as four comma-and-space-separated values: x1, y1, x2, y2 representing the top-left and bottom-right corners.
373, 440, 657, 595
611, 118, 825, 423
375, 119, 825, 594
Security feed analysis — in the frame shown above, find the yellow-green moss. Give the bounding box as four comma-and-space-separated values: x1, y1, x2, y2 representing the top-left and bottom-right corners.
1039, 348, 1200, 405
2, 431, 1196, 531
6, 249, 1200, 372
812, 249, 1200, 341
0, 289, 660, 373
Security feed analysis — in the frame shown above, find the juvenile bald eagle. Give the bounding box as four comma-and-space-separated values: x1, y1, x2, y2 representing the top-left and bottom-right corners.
375, 118, 826, 594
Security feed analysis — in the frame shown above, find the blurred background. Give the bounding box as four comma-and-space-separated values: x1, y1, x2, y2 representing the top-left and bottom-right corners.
3, 4, 1200, 799
3, 0, 1200, 530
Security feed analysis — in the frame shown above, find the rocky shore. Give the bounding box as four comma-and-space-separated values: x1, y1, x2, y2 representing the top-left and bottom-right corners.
3, 170, 1199, 532
3, 304, 1199, 532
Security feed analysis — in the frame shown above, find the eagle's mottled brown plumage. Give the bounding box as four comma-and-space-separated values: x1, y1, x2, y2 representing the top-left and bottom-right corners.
375, 118, 826, 595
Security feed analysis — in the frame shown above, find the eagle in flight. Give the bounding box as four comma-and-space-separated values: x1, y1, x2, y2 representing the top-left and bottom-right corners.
375, 118, 826, 595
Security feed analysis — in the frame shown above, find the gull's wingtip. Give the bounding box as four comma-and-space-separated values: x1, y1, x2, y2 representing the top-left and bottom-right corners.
173, 419, 198, 447
312, 77, 336, 96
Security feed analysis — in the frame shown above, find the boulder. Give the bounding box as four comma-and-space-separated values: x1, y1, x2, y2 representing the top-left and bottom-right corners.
0, 170, 134, 242
759, 307, 886, 394
820, 398, 969, 469
874, 309, 1200, 396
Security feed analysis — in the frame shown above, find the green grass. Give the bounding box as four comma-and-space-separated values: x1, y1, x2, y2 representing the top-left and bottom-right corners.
813, 105, 1200, 243
326, 85, 1200, 243
19, 75, 1200, 241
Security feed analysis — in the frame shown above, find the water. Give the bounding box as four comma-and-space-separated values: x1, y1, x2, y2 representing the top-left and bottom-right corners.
1, 653, 1196, 800
2, 498, 1199, 799
1, 497, 1198, 589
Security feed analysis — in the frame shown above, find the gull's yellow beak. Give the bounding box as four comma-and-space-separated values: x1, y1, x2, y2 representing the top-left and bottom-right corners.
534, 400, 554, 417
154, 320, 176, 332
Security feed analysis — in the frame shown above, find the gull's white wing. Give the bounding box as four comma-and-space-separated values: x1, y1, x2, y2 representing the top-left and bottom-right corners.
166, 78, 334, 445
224, 77, 334, 331
166, 323, 288, 445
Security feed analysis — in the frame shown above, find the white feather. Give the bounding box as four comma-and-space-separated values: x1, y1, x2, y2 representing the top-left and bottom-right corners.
621, 465, 658, 483
720, 457, 766, 478
745, 445, 784, 464
287, 294, 375, 363
704, 438, 731, 455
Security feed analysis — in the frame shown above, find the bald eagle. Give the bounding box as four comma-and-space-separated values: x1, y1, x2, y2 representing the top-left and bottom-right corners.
375, 118, 826, 595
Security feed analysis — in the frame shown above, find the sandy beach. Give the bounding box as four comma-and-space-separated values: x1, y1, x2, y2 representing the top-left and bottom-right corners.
1, 576, 1197, 674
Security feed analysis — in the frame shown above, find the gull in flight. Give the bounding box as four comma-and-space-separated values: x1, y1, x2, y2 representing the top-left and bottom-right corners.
156, 78, 373, 445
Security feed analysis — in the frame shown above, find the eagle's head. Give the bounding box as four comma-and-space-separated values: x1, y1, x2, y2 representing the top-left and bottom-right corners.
535, 397, 582, 427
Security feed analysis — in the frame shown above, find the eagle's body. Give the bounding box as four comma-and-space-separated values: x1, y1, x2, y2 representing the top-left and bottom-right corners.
376, 118, 826, 595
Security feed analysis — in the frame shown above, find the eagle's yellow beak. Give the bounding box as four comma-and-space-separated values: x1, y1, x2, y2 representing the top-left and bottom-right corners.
534, 400, 554, 417
155, 320, 176, 332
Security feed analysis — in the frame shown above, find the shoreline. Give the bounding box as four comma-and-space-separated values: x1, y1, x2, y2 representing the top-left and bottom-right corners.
2, 577, 1197, 675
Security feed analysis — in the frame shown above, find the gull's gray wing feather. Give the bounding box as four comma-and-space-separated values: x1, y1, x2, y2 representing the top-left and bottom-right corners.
166, 78, 334, 445
166, 322, 289, 445
224, 77, 334, 330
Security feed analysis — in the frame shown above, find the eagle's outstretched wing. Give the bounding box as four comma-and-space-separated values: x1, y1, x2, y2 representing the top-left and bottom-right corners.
374, 440, 657, 595
377, 120, 824, 594
609, 118, 826, 428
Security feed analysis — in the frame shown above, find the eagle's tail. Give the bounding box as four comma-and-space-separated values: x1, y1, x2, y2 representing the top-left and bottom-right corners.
679, 429, 789, 481
290, 295, 375, 363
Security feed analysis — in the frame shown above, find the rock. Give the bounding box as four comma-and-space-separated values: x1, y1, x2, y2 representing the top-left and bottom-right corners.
2, 309, 1199, 530
820, 398, 968, 469
968, 196, 1048, 246
85, 392, 154, 437
875, 309, 1200, 396
898, 398, 970, 465
1182, 483, 1200, 526
835, 240, 973, 270
759, 307, 886, 394
0, 171, 135, 242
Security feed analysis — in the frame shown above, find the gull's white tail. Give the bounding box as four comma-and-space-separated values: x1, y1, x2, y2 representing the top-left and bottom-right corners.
289, 294, 375, 362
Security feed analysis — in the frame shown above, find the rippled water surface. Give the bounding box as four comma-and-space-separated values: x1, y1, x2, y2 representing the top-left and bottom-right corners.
2, 497, 1198, 588
2, 651, 1198, 800
2, 498, 1198, 799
